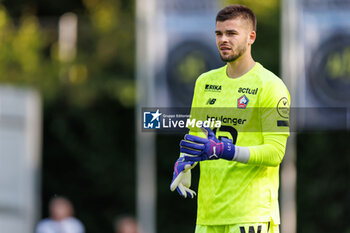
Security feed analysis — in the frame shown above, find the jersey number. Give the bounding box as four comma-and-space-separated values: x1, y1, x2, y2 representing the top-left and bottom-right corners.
213, 126, 238, 144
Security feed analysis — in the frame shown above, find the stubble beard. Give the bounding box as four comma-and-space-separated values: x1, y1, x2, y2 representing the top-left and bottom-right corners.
219, 44, 247, 63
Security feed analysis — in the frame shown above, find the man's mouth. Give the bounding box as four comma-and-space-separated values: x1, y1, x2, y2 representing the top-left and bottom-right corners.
220, 46, 231, 52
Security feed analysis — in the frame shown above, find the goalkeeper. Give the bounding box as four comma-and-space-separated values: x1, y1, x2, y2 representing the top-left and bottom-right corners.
170, 4, 290, 233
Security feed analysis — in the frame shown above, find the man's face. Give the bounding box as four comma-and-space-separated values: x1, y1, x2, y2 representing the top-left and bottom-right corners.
50, 199, 73, 221
215, 18, 254, 62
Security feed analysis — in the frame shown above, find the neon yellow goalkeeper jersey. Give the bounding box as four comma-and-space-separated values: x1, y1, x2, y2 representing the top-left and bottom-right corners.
189, 62, 290, 226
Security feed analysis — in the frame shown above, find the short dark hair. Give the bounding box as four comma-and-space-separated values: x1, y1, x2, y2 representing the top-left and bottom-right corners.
216, 4, 257, 31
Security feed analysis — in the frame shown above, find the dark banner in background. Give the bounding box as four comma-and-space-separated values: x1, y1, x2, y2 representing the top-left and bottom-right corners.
141, 107, 348, 133
300, 0, 350, 129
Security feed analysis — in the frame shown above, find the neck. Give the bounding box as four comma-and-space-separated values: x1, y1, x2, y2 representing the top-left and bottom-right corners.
226, 51, 255, 79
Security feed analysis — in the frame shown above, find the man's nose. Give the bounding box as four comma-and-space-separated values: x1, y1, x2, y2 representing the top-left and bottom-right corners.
220, 35, 229, 43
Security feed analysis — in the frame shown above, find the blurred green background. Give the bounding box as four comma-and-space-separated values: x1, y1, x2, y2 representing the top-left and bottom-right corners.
0, 0, 349, 232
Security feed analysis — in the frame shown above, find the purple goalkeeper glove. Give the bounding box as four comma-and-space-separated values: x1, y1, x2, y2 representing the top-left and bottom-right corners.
180, 127, 236, 161
170, 155, 197, 198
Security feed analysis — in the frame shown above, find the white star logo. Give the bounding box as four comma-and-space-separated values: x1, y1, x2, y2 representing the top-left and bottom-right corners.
151, 109, 162, 122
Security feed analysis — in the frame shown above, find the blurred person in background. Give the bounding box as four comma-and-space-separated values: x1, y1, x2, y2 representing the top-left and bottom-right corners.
35, 196, 85, 233
114, 215, 140, 233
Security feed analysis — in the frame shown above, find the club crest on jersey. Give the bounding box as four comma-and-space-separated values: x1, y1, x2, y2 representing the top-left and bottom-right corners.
237, 95, 249, 109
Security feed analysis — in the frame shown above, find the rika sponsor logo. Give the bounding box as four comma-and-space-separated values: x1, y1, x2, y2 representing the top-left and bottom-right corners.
237, 95, 249, 109
206, 98, 217, 105
205, 84, 222, 92
238, 87, 258, 95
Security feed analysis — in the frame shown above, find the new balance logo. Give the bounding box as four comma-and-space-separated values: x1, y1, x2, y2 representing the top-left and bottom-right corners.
206, 98, 216, 105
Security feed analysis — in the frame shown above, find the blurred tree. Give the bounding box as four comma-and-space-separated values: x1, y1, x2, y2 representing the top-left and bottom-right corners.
0, 0, 135, 107
0, 5, 60, 100
0, 0, 136, 232
3, 0, 84, 17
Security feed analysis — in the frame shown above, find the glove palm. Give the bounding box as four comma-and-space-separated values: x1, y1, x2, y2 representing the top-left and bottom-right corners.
170, 155, 197, 198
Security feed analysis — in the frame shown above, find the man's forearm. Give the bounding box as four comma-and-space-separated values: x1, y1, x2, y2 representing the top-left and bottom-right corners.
246, 135, 288, 167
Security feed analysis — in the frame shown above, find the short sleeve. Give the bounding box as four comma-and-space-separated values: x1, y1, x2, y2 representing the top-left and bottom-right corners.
259, 79, 290, 135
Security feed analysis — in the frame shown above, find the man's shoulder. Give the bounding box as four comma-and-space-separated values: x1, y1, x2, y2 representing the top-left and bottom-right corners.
36, 217, 84, 231
255, 63, 287, 88
255, 63, 280, 82
37, 218, 53, 225
63, 217, 84, 227
196, 66, 226, 83
36, 218, 55, 231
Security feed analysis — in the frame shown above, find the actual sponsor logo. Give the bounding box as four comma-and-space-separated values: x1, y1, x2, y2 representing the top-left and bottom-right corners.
237, 95, 249, 109
205, 84, 222, 92
277, 97, 290, 119
206, 98, 217, 105
238, 87, 258, 95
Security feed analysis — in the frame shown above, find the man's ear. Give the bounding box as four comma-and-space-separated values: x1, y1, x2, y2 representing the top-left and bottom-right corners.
248, 31, 256, 45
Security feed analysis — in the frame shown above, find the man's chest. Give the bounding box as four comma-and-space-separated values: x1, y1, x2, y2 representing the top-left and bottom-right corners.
198, 82, 261, 109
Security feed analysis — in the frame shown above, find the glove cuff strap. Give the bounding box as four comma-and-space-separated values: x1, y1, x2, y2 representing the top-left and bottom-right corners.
220, 137, 235, 160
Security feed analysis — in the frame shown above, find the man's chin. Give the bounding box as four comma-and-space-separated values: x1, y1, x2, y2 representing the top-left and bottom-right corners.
220, 55, 237, 62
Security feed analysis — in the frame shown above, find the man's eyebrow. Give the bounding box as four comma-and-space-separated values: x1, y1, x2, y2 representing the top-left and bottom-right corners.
215, 29, 238, 34
225, 29, 238, 33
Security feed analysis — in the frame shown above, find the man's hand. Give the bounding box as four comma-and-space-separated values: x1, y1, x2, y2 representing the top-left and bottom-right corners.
170, 155, 197, 198
180, 127, 236, 161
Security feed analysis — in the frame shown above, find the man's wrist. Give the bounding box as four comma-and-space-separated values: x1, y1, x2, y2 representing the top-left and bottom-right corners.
220, 137, 236, 160
233, 146, 250, 163
219, 138, 250, 163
